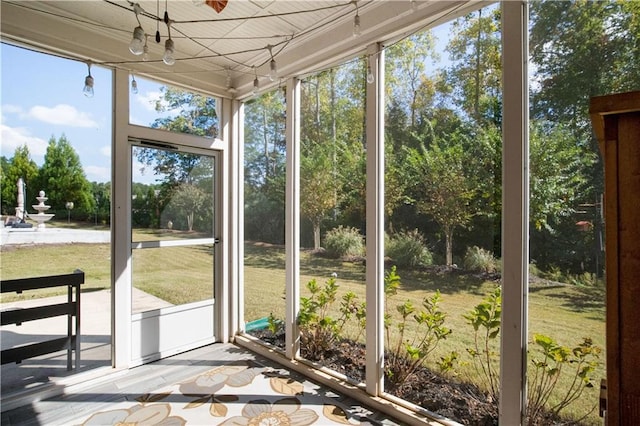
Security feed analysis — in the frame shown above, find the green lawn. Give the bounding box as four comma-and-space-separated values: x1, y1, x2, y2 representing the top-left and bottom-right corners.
243, 241, 605, 425
1, 239, 605, 424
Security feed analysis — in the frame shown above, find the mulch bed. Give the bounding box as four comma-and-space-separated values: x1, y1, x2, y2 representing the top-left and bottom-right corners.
248, 331, 499, 425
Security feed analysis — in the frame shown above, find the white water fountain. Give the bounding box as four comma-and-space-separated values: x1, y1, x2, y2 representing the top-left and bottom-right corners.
27, 190, 55, 230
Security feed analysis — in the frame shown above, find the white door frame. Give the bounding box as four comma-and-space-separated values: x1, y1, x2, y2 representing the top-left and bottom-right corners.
112, 68, 228, 368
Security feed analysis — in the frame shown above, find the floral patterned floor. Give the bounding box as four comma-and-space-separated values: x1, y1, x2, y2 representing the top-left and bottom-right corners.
75, 359, 394, 425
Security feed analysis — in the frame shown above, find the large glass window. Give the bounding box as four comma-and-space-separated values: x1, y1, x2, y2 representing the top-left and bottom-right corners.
296, 61, 367, 381
523, 1, 637, 423
0, 44, 112, 395
131, 145, 216, 314
243, 90, 287, 346
129, 75, 219, 139
382, 6, 502, 422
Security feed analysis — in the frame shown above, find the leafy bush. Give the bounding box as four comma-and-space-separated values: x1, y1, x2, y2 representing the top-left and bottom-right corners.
529, 262, 542, 278
463, 246, 498, 274
267, 312, 283, 335
386, 230, 433, 267
384, 266, 453, 388
298, 276, 361, 359
324, 226, 364, 258
463, 286, 502, 401
527, 335, 601, 424
567, 272, 598, 287
339, 291, 366, 342
544, 265, 564, 282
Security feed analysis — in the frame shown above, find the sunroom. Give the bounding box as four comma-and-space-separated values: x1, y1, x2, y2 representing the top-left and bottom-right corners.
2, 0, 635, 424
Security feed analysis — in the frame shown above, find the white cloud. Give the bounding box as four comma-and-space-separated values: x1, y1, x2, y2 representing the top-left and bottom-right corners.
0, 124, 48, 158
27, 104, 98, 128
2, 104, 24, 115
85, 165, 111, 182
136, 90, 163, 112
100, 145, 111, 157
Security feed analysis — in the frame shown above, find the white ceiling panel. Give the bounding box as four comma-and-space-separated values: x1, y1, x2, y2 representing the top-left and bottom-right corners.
1, 0, 485, 99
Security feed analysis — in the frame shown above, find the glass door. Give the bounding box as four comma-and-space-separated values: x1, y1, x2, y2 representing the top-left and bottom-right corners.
129, 141, 217, 363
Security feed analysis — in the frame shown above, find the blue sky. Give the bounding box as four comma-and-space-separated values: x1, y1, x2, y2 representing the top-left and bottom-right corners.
1, 43, 173, 184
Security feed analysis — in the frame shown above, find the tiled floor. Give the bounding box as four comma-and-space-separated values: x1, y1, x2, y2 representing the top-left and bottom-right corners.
1, 343, 405, 426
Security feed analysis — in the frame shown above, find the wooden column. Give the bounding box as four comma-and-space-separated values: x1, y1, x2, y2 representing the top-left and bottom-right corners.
590, 91, 640, 425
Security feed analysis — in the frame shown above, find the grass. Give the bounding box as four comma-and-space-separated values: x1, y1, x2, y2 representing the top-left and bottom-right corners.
0, 243, 112, 301
243, 242, 605, 425
1, 238, 605, 424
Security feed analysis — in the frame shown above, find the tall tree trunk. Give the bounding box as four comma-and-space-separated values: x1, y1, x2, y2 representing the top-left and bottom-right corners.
187, 212, 194, 232
474, 8, 482, 122
331, 69, 337, 220
313, 222, 321, 250
445, 226, 453, 266
262, 106, 269, 180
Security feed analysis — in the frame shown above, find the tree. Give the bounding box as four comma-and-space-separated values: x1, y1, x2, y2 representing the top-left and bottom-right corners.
530, 0, 640, 132
386, 32, 438, 129
37, 135, 93, 217
135, 87, 218, 231
90, 181, 111, 226
406, 138, 476, 265
300, 143, 337, 250
529, 120, 598, 272
298, 60, 367, 246
529, 121, 595, 232
528, 0, 640, 274
166, 183, 208, 232
440, 6, 502, 126
0, 145, 39, 215
152, 86, 218, 138
244, 90, 287, 244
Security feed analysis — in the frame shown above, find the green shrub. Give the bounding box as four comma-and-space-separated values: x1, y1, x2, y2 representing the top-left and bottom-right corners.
463, 286, 502, 401
529, 262, 542, 277
544, 265, 564, 282
463, 246, 498, 274
567, 272, 598, 287
386, 229, 433, 267
527, 335, 601, 423
383, 266, 453, 388
298, 276, 361, 359
324, 226, 364, 258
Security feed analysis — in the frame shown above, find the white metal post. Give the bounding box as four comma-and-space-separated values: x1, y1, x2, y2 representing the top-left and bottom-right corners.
285, 79, 301, 360
235, 100, 245, 335
500, 1, 529, 424
217, 97, 232, 342
365, 44, 385, 396
112, 68, 132, 368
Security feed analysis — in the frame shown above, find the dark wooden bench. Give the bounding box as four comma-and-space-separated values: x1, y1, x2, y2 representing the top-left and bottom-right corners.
1, 270, 84, 370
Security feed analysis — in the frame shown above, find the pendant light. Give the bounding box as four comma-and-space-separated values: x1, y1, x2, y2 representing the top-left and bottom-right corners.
164, 38, 175, 65
142, 36, 150, 61
253, 66, 259, 95
162, 5, 175, 65
267, 45, 277, 82
353, 1, 361, 37
129, 3, 145, 55
83, 62, 94, 98
131, 75, 139, 94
